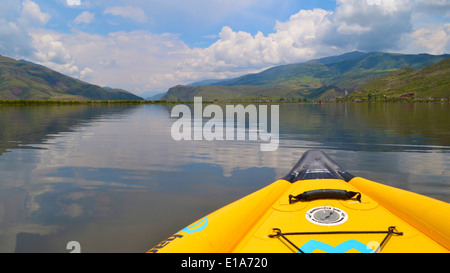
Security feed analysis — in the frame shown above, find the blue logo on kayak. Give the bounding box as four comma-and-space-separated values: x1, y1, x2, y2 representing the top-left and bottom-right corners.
300, 239, 374, 253
182, 217, 208, 233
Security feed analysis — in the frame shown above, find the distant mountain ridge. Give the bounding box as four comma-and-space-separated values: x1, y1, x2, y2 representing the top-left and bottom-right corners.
162, 51, 450, 101
0, 55, 143, 101
146, 92, 166, 100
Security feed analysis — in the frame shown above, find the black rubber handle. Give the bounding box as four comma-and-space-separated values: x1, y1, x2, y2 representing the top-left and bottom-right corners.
289, 189, 361, 204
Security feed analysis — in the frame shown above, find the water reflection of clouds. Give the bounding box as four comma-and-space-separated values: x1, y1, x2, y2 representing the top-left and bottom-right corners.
2, 106, 286, 197
24, 104, 450, 198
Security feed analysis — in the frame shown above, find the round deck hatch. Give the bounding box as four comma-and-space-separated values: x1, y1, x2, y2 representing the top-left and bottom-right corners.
306, 206, 348, 226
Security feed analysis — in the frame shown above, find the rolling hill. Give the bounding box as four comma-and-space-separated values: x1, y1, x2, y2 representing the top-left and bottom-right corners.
0, 55, 143, 101
347, 58, 450, 101
162, 51, 450, 102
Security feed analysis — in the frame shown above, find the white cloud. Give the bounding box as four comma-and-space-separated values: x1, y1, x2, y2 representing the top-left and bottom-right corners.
336, 22, 372, 35
180, 9, 335, 74
0, 0, 50, 59
178, 8, 338, 76
404, 24, 450, 54
104, 6, 148, 23
80, 67, 94, 80
66, 0, 81, 6
272, 9, 335, 60
30, 30, 193, 92
31, 31, 80, 76
19, 0, 50, 26
0, 19, 35, 57
74, 11, 94, 25
320, 0, 414, 51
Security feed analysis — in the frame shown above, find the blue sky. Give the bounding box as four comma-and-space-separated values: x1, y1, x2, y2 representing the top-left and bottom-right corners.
0, 0, 449, 96
40, 0, 337, 47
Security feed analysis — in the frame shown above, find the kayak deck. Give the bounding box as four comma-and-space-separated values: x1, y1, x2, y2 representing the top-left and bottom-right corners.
150, 150, 450, 253
233, 178, 447, 253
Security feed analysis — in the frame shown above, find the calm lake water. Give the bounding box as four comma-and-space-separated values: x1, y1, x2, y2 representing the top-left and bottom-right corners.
0, 103, 449, 253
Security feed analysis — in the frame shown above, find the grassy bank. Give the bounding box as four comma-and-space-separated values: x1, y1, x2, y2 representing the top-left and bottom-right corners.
1, 98, 449, 106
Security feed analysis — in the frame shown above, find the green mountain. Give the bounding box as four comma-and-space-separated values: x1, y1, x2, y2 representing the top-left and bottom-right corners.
0, 55, 143, 100
162, 51, 450, 102
347, 58, 450, 101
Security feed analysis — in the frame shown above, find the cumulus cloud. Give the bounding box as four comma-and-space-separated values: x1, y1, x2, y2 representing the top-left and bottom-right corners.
104, 6, 148, 23
405, 24, 450, 54
0, 0, 50, 59
66, 0, 81, 6
32, 30, 193, 91
31, 31, 80, 76
181, 9, 335, 74
19, 0, 50, 26
80, 67, 94, 80
322, 0, 413, 51
74, 11, 94, 25
0, 19, 33, 58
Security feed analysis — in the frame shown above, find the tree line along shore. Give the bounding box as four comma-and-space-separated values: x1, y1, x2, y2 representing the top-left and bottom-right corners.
0, 97, 449, 106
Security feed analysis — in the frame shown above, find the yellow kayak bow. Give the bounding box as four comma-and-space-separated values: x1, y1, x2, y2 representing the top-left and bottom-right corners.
150, 150, 450, 253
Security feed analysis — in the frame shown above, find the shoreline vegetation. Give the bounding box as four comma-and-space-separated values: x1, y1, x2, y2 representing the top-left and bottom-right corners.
0, 97, 449, 106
